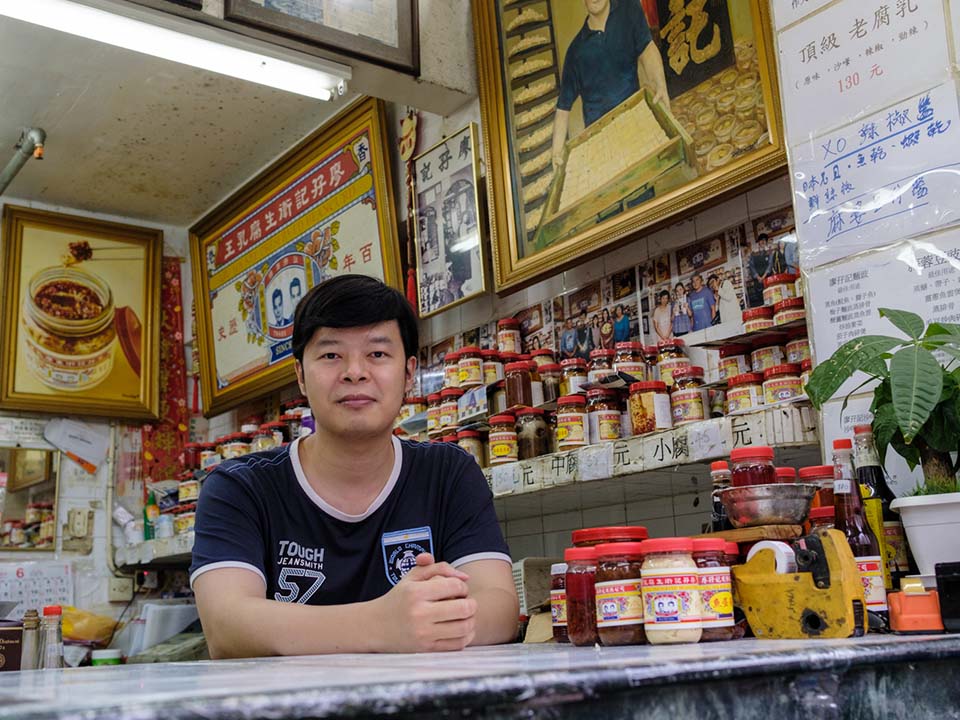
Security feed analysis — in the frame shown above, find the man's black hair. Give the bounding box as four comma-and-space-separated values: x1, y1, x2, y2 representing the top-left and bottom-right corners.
757, 233, 769, 242
292, 275, 419, 362
272, 288, 283, 305
290, 277, 302, 290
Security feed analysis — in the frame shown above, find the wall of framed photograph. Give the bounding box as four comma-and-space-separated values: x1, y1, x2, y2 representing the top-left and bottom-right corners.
413, 123, 488, 317
472, 0, 786, 290
0, 206, 162, 420
190, 97, 401, 417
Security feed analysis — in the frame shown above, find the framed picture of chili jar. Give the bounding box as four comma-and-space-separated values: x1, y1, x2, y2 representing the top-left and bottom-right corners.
473, 0, 785, 290
0, 206, 162, 419
190, 97, 401, 417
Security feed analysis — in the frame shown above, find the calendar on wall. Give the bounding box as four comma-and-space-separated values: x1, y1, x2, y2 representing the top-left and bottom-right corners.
0, 561, 73, 620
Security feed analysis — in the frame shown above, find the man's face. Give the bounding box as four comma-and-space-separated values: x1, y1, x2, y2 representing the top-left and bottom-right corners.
692, 275, 703, 290
290, 284, 302, 306
273, 296, 283, 319
584, 0, 609, 16
708, 278, 718, 291
295, 321, 416, 441
758, 240, 767, 251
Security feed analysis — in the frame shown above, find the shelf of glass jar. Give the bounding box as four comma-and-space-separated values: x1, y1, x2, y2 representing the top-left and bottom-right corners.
114, 531, 194, 570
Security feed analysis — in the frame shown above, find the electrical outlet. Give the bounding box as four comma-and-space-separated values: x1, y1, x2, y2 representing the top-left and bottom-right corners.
108, 577, 134, 602
68, 508, 89, 538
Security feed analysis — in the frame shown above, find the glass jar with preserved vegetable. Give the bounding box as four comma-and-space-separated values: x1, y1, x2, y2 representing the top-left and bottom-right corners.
613, 342, 646, 381
587, 388, 621, 442
730, 446, 776, 487
718, 344, 751, 381
595, 542, 647, 645
531, 348, 556, 368
670, 366, 708, 425
551, 563, 569, 643
588, 349, 616, 384
564, 547, 599, 647
560, 358, 589, 396
763, 363, 803, 404
516, 408, 550, 459
809, 506, 836, 530
725, 372, 764, 414
572, 526, 649, 547
640, 537, 702, 644
504, 362, 533, 409
441, 432, 459, 444
482, 350, 504, 385
458, 346, 483, 388
742, 306, 774, 333
657, 339, 691, 388
539, 363, 562, 404
692, 538, 735, 642
799, 465, 835, 507
222, 433, 251, 459
556, 395, 589, 449
443, 351, 461, 389
628, 381, 672, 435
426, 393, 443, 436
497, 318, 522, 354
439, 388, 463, 429
457, 430, 486, 468
488, 415, 518, 465
251, 425, 278, 453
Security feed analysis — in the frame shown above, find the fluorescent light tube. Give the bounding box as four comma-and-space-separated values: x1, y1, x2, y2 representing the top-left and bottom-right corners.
0, 0, 350, 101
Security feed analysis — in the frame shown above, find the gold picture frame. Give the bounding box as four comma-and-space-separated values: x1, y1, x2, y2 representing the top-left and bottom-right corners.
413, 123, 488, 317
0, 206, 161, 419
473, 0, 786, 290
7, 448, 53, 493
190, 97, 401, 417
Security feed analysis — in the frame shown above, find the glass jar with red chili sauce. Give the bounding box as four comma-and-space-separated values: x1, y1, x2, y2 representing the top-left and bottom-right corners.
775, 466, 798, 484
729, 446, 776, 487
799, 465, 835, 506
692, 538, 736, 642
564, 547, 598, 646
572, 526, 649, 547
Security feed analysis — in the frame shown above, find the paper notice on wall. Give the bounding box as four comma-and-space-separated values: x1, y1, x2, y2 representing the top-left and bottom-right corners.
771, 0, 834, 31
43, 419, 109, 473
778, 0, 949, 146
0, 416, 52, 449
792, 81, 960, 269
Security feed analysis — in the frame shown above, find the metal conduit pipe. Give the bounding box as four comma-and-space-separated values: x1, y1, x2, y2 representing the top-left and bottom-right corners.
0, 127, 46, 195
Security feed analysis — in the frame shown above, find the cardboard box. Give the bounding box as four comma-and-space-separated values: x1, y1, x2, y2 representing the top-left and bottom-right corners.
0, 621, 23, 672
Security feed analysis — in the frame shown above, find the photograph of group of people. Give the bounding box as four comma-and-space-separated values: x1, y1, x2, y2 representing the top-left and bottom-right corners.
744, 207, 798, 308
556, 269, 641, 360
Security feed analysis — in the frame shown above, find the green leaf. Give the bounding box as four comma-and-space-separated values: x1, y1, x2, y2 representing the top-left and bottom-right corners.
890, 434, 922, 469
805, 335, 901, 408
890, 345, 943, 443
871, 402, 898, 465
925, 322, 960, 339
922, 405, 957, 453
880, 308, 926, 339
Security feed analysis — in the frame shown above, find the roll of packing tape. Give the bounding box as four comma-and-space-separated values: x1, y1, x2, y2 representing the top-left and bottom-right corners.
746, 541, 798, 574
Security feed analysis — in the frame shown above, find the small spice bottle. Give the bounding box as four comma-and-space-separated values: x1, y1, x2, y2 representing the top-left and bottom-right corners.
725, 372, 764, 414
504, 362, 533, 408
443, 351, 461, 389
587, 388, 621, 442
657, 339, 691, 388
550, 563, 569, 643
439, 388, 464, 429
539, 363, 562, 404
718, 344, 751, 381
809, 505, 836, 530
588, 349, 616, 384
488, 414, 518, 465
730, 446, 777, 487
556, 395, 590, 449
774, 297, 806, 325
594, 542, 647, 645
670, 366, 708, 425
497, 318, 522, 354
482, 350, 504, 385
763, 363, 803, 404
786, 328, 811, 364
800, 358, 812, 391
426, 393, 443, 436
799, 465, 835, 506
490, 380, 507, 415
457, 430, 486, 467
531, 348, 556, 368
776, 466, 798, 484
750, 334, 787, 373
458, 346, 483, 388
564, 547, 599, 647
628, 381, 673, 435
613, 342, 646, 381
560, 358, 589, 396
516, 407, 550, 459
692, 538, 735, 642
763, 273, 798, 306
742, 306, 774, 333
640, 537, 702, 644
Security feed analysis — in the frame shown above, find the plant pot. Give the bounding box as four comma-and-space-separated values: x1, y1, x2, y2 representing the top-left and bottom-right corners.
890, 492, 960, 577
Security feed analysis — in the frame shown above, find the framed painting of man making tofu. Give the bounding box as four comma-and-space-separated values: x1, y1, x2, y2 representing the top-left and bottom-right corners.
473, 0, 785, 290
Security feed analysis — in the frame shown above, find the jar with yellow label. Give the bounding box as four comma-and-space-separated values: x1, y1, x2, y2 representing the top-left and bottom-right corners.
750, 335, 787, 373
531, 348, 556, 368
629, 381, 673, 435
458, 346, 483, 388
692, 538, 735, 641
488, 414, 518, 465
786, 328, 811, 364
439, 388, 463, 429
594, 542, 647, 645
763, 363, 803, 404
670, 366, 708, 425
397, 397, 427, 429
640, 537, 702, 645
588, 349, 616, 384
774, 297, 806, 325
426, 393, 443, 436
222, 433, 251, 459
504, 362, 533, 408
718, 344, 751, 381
482, 350, 504, 385
742, 306, 774, 333
762, 273, 798, 306
657, 339, 691, 389
560, 358, 589, 396
457, 430, 486, 468
725, 373, 764, 414
587, 389, 621, 442
614, 342, 647, 381
497, 318, 522, 354
539, 363, 562, 404
556, 395, 589, 449
800, 358, 812, 391
443, 351, 461, 389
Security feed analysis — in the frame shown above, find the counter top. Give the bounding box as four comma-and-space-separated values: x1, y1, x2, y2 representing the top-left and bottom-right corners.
1, 635, 958, 720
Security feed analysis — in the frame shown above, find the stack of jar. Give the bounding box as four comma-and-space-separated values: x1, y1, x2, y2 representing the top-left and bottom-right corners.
740, 271, 807, 333
720, 326, 810, 415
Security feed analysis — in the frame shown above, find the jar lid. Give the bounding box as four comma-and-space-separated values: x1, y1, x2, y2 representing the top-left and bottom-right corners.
498, 318, 520, 328
279, 413, 300, 421
763, 273, 798, 287
531, 349, 555, 357
719, 343, 751, 357
657, 338, 685, 348
710, 460, 729, 471
833, 438, 853, 450
644, 345, 659, 355
550, 562, 568, 574
614, 342, 643, 351
729, 446, 774, 461
444, 350, 461, 361
774, 297, 805, 311
427, 393, 442, 402
572, 526, 648, 544
564, 546, 597, 562
440, 388, 464, 398
504, 362, 530, 373
557, 394, 587, 405
481, 349, 501, 359
763, 363, 801, 379
672, 366, 704, 379
516, 407, 545, 416
199, 442, 217, 450
853, 424, 874, 434
282, 397, 308, 409
538, 363, 562, 372
184, 442, 203, 449
404, 397, 426, 405
801, 359, 813, 370
586, 388, 618, 398
42, 605, 62, 616
518, 354, 532, 362
500, 352, 521, 362
589, 349, 616, 359
441, 434, 459, 442
595, 541, 646, 557
560, 358, 587, 368
727, 372, 764, 386
798, 465, 835, 480
787, 326, 809, 340
640, 537, 694, 554
488, 414, 517, 425
776, 467, 798, 480
742, 306, 774, 320
691, 538, 726, 553
724, 542, 740, 557
457, 430, 481, 439
114, 306, 143, 377
460, 345, 481, 354
224, 432, 251, 442
809, 506, 836, 519
629, 381, 667, 393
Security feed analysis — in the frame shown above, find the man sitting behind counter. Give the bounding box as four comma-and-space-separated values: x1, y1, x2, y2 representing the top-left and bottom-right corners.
191, 276, 518, 657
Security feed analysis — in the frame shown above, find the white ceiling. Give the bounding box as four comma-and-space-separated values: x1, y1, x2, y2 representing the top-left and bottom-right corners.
0, 14, 352, 226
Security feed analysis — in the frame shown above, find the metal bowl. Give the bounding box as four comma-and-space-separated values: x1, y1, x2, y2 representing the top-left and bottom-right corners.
718, 483, 819, 528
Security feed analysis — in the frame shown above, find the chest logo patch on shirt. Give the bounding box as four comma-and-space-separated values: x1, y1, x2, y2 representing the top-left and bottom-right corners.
381, 526, 434, 586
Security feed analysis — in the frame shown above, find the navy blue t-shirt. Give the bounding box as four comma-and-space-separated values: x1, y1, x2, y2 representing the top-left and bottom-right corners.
557, 0, 654, 127
189, 437, 511, 604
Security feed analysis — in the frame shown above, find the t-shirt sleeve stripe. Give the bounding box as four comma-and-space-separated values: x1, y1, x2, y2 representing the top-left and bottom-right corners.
450, 552, 513, 568
189, 561, 267, 590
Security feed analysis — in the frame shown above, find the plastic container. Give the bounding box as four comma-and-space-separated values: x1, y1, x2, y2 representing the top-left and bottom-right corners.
692, 538, 735, 641
426, 393, 443, 436
763, 363, 803, 404
657, 339, 690, 388
439, 388, 463, 429
564, 547, 599, 647
762, 273, 798, 306
640, 538, 702, 644
730, 446, 776, 487
572, 526, 649, 547
809, 506, 836, 530
774, 297, 806, 326
497, 318, 522, 355
588, 349, 616, 384
614, 342, 647, 381
221, 433, 251, 459
516, 408, 550, 460
742, 306, 774, 333
551, 563, 569, 643
628, 381, 673, 435
504, 362, 533, 409
750, 335, 787, 373
482, 350, 504, 385
799, 465, 835, 507
587, 389, 621, 442
786, 329, 811, 364
560, 359, 589, 396
458, 346, 483, 388
457, 430, 486, 468
595, 542, 647, 645
776, 466, 798, 484
725, 372, 764, 414
670, 366, 708, 425
556, 395, 589, 449
718, 344, 751, 381
488, 415, 518, 465
443, 351, 461, 389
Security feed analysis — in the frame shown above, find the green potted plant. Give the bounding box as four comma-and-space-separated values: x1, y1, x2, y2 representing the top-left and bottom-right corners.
805, 309, 960, 577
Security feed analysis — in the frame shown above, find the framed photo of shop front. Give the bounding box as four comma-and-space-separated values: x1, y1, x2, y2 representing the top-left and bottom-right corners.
473, 0, 786, 290
190, 97, 401, 417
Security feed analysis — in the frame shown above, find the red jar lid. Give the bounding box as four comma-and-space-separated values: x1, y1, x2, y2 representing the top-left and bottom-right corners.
42, 605, 62, 616
630, 381, 667, 393
488, 414, 517, 425
224, 432, 251, 442
498, 318, 520, 328
710, 461, 729, 471
798, 465, 835, 480
725, 542, 740, 557
853, 424, 874, 434
539, 363, 562, 372
500, 352, 521, 362
481, 349, 501, 359
460, 345, 481, 355
730, 446, 775, 461
640, 537, 694, 554
457, 430, 481, 439
595, 541, 646, 558
589, 349, 616, 359
776, 467, 798, 480
532, 349, 555, 357
672, 366, 704, 379
404, 397, 426, 405
441, 434, 459, 442
184, 442, 203, 449
440, 388, 464, 398
727, 372, 764, 387
801, 359, 813, 371
518, 354, 532, 362
774, 297, 805, 312
692, 538, 726, 553
763, 363, 801, 379
809, 506, 836, 520
586, 388, 618, 398
719, 344, 751, 357
572, 526, 649, 545
644, 345, 659, 355
742, 306, 774, 320
764, 273, 798, 287
564, 546, 597, 562
614, 342, 643, 351
833, 438, 853, 450
279, 413, 299, 421
560, 358, 588, 368
282, 397, 308, 409
657, 338, 685, 348
427, 393, 442, 402
504, 362, 530, 373
516, 407, 545, 416
557, 395, 587, 405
